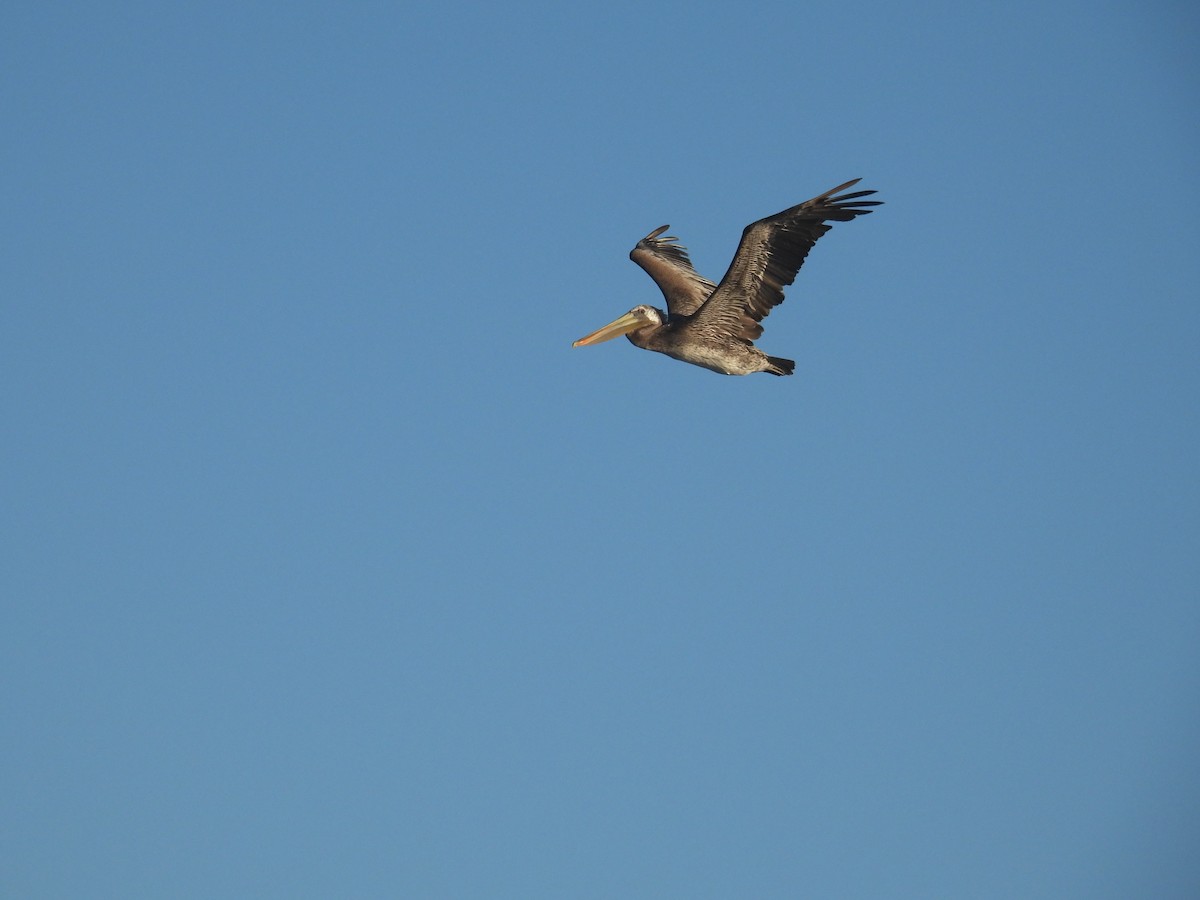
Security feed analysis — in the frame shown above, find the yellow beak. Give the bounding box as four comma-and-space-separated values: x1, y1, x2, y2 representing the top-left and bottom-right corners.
572, 311, 645, 347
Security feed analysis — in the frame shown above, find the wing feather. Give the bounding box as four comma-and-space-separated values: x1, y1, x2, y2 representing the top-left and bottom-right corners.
688, 179, 881, 342
629, 226, 717, 317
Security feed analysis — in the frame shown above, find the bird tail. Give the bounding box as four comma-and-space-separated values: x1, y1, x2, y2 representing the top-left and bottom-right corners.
765, 356, 795, 376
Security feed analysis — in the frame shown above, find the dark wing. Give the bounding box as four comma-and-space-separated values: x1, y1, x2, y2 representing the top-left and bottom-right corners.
629, 225, 718, 317
688, 179, 881, 342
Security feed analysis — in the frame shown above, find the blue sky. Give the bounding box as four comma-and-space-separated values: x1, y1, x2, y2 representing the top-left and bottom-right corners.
2, 1, 1197, 897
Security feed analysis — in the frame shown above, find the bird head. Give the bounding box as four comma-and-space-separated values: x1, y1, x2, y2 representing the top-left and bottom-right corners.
572, 305, 664, 347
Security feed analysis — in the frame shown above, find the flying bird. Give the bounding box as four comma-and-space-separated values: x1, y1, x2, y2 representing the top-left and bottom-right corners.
572, 178, 881, 375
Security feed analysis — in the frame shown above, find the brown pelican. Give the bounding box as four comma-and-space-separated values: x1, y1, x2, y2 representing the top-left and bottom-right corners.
572, 179, 881, 375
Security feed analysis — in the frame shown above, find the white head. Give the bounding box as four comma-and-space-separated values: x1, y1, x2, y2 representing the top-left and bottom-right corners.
572, 305, 664, 347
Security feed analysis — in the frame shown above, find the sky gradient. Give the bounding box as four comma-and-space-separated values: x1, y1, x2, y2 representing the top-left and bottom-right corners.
3, 2, 1198, 897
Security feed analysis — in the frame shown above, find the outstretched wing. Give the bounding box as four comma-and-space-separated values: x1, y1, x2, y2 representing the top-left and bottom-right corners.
688, 179, 881, 342
629, 225, 718, 317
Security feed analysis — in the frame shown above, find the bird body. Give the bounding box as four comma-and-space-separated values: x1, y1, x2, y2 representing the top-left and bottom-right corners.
608, 304, 797, 376
572, 179, 881, 376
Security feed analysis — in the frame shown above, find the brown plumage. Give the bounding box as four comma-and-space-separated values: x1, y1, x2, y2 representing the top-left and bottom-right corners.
573, 179, 881, 376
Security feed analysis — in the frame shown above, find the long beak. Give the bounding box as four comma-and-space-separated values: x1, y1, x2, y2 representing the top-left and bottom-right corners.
572, 311, 644, 347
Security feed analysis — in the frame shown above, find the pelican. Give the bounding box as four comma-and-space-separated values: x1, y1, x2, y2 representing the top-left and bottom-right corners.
572, 178, 881, 375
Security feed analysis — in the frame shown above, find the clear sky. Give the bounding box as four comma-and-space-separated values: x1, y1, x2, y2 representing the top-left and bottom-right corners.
3, 2, 1198, 897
